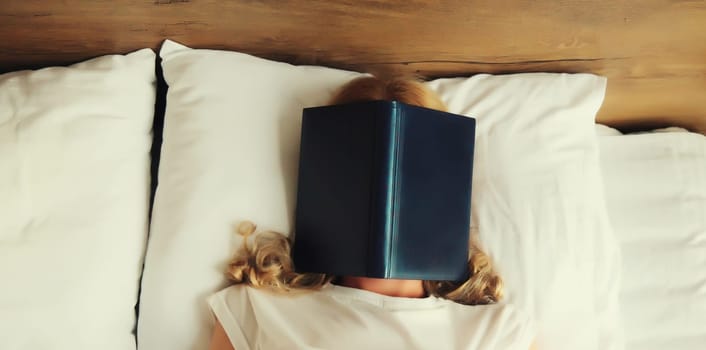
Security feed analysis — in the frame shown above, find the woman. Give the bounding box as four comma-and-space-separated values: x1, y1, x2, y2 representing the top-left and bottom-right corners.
209, 77, 536, 350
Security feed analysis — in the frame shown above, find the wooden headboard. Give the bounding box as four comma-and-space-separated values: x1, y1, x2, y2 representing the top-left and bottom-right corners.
2, 1, 705, 133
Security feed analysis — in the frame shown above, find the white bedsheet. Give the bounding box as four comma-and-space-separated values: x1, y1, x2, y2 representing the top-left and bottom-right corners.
597, 126, 706, 350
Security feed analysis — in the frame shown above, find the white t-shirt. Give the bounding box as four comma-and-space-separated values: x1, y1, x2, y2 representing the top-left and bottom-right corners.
209, 284, 535, 350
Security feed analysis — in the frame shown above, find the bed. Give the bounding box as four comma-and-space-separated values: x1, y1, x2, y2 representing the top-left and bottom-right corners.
1, 1, 704, 350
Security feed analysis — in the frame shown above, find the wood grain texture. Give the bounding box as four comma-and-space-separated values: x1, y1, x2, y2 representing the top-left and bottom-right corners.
1, 0, 705, 132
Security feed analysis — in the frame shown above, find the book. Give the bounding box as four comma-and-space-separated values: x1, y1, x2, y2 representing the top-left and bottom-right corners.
293, 100, 476, 281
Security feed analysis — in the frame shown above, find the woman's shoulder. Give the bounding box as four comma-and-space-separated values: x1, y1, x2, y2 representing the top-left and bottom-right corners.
210, 284, 248, 302
210, 284, 331, 308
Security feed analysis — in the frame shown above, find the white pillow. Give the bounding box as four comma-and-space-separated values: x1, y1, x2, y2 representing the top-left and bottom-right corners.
0, 49, 156, 350
598, 129, 706, 350
138, 39, 621, 350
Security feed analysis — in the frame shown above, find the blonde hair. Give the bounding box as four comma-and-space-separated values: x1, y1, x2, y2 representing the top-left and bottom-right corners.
227, 77, 503, 305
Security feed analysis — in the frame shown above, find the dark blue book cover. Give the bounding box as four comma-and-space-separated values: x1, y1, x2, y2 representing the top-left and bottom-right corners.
293, 100, 475, 281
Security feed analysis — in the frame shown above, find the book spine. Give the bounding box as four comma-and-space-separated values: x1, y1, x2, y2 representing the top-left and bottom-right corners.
366, 102, 400, 278
388, 103, 403, 277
